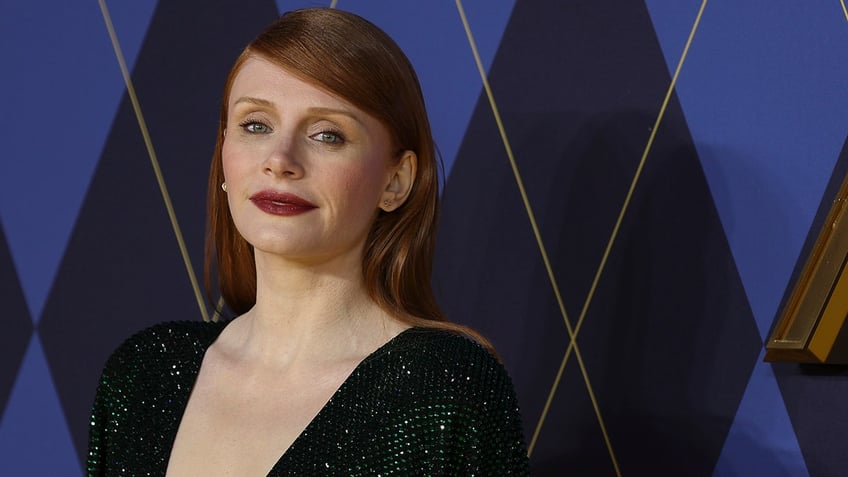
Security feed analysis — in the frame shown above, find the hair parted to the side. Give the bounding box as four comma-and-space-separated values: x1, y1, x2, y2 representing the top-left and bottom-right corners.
204, 8, 491, 349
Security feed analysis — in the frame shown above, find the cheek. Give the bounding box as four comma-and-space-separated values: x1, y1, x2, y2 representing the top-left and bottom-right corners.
338, 160, 387, 204
221, 139, 244, 182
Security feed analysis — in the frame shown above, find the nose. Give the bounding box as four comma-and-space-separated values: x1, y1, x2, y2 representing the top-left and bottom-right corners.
263, 134, 304, 179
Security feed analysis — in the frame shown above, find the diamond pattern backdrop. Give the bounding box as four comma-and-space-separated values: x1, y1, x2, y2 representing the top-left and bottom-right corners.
1, 1, 847, 475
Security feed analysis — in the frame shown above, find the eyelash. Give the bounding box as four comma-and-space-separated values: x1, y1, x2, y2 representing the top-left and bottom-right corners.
236, 117, 346, 145
310, 129, 346, 145
238, 119, 271, 134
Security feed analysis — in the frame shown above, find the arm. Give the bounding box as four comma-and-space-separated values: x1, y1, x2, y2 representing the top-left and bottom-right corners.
412, 338, 530, 475
458, 357, 530, 476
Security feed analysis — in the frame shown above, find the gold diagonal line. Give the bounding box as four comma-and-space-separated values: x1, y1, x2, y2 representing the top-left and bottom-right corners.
98, 0, 210, 322
210, 296, 226, 322
453, 3, 574, 342
842, 0, 848, 23
566, 0, 709, 360
531, 0, 708, 467
530, 336, 623, 476
330, 0, 339, 9
454, 2, 620, 473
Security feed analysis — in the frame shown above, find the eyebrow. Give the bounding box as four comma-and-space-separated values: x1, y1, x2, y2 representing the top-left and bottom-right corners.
306, 106, 364, 125
233, 96, 274, 108
232, 97, 363, 124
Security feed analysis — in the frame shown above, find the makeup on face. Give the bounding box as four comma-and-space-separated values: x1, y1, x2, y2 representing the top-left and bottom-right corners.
249, 190, 318, 217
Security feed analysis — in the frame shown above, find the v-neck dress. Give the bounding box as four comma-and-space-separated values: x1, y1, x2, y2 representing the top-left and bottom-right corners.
87, 321, 529, 476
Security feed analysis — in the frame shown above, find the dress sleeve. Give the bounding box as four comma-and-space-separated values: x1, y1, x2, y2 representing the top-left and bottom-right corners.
86, 358, 111, 476
459, 354, 530, 476
86, 348, 124, 477
412, 337, 530, 476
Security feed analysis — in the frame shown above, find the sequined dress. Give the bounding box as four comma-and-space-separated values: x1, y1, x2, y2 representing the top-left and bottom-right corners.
87, 321, 529, 476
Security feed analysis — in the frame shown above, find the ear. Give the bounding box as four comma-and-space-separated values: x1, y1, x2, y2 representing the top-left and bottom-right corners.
379, 150, 417, 212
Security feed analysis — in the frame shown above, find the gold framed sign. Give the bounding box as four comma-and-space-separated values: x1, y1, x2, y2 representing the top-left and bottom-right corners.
765, 167, 848, 364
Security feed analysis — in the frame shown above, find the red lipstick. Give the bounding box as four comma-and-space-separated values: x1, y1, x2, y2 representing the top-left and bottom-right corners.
250, 191, 318, 216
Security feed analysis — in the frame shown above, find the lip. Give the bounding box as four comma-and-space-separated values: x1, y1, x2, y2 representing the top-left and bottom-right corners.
249, 190, 318, 216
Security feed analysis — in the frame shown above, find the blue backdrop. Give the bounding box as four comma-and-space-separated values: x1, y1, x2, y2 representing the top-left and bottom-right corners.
1, 1, 847, 475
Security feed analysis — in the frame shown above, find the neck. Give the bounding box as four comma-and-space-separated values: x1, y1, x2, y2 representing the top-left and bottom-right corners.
226, 249, 405, 368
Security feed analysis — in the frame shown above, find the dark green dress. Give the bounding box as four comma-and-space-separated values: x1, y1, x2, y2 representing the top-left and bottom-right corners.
87, 321, 529, 476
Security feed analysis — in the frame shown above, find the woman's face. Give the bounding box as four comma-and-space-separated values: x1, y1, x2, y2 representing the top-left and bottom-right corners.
222, 56, 398, 266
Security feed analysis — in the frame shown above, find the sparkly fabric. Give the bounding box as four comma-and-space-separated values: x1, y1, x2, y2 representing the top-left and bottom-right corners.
87, 321, 529, 476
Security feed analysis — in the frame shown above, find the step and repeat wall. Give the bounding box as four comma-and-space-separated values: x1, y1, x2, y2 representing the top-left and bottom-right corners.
1, 1, 847, 475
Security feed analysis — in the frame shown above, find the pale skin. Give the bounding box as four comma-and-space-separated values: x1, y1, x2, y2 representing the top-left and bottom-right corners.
165, 56, 417, 476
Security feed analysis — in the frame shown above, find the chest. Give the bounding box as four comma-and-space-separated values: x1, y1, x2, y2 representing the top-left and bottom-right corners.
164, 358, 355, 477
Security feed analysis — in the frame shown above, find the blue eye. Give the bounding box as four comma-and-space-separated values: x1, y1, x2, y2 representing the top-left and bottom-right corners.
312, 131, 345, 144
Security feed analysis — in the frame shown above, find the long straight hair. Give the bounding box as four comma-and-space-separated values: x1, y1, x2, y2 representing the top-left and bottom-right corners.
204, 8, 491, 348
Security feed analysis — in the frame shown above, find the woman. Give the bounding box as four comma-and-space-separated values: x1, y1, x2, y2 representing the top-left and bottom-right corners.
88, 8, 528, 476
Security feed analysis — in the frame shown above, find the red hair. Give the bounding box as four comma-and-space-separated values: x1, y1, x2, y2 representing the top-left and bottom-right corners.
204, 8, 490, 347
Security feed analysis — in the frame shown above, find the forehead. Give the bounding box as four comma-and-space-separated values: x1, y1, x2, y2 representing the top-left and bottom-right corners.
228, 56, 352, 111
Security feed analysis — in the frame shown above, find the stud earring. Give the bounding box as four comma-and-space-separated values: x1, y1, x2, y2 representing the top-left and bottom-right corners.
221, 182, 228, 192
383, 199, 391, 207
